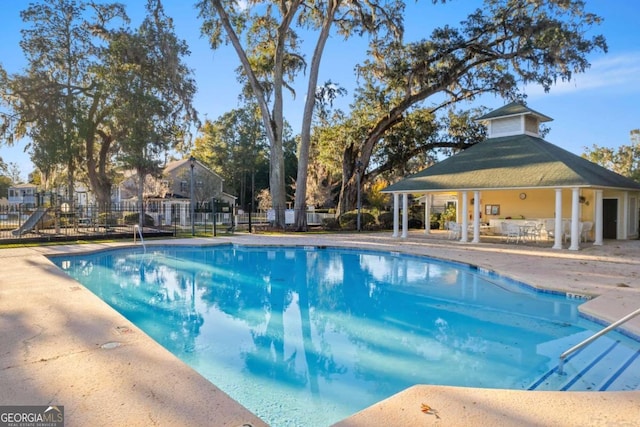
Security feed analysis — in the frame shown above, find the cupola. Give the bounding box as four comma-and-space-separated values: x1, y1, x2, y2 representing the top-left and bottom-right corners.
475, 102, 553, 138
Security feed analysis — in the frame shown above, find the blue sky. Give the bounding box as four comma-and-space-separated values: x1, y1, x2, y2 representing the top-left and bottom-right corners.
1, 0, 639, 181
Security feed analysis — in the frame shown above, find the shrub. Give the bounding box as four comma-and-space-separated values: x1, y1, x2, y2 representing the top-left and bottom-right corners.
123, 212, 155, 227
363, 221, 382, 231
341, 218, 357, 230
98, 212, 119, 226
322, 218, 341, 231
378, 212, 393, 229
430, 213, 441, 229
439, 205, 457, 229
408, 218, 423, 229
339, 211, 375, 230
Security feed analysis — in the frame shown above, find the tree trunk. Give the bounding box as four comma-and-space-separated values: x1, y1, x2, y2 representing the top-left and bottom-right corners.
270, 132, 286, 228
336, 146, 360, 216
339, 176, 359, 215
293, 5, 336, 232
85, 167, 112, 213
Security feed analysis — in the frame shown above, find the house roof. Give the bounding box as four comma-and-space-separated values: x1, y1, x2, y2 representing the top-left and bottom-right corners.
383, 134, 640, 193
164, 158, 196, 174
164, 158, 224, 181
9, 183, 38, 189
475, 101, 553, 123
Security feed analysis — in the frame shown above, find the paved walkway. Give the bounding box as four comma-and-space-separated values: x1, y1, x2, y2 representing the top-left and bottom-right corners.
1, 232, 639, 426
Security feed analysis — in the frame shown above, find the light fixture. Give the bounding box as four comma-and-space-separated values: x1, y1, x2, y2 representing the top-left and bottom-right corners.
519, 192, 527, 200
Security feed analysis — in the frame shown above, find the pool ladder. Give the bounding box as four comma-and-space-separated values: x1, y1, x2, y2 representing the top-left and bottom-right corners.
134, 224, 146, 252
557, 307, 640, 374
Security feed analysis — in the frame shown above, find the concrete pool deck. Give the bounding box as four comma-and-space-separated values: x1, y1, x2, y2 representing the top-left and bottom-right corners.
0, 231, 639, 426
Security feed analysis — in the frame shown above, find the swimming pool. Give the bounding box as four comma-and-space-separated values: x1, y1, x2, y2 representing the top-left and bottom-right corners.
50, 245, 640, 426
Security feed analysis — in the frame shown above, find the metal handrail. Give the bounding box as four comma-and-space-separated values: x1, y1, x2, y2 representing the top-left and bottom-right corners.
557, 307, 640, 374
133, 224, 146, 252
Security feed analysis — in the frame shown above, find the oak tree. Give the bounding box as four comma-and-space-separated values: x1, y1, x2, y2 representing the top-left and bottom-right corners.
337, 0, 607, 213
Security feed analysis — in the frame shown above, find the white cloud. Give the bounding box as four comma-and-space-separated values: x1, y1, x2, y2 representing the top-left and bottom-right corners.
526, 51, 640, 97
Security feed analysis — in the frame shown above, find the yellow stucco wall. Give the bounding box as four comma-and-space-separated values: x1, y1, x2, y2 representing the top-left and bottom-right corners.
463, 189, 597, 222
445, 188, 639, 239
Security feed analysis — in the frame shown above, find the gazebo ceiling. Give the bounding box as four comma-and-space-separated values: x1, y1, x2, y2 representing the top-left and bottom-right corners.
383, 134, 640, 193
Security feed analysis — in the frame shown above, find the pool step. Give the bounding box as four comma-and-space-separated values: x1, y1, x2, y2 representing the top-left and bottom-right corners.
529, 336, 640, 391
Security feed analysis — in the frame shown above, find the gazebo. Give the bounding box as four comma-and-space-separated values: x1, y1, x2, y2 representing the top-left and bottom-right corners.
383, 102, 640, 250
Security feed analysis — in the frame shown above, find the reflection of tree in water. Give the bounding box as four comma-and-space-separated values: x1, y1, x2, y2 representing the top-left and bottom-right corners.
295, 250, 347, 393
304, 251, 463, 393
197, 248, 274, 327
194, 248, 348, 389
201, 248, 309, 386
304, 250, 407, 393
63, 250, 205, 355
244, 274, 307, 388
243, 249, 350, 389
309, 251, 554, 391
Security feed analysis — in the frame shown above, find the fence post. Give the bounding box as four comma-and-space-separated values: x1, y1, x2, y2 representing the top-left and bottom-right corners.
212, 199, 217, 237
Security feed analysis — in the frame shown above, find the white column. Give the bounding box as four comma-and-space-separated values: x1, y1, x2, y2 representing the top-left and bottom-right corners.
622, 192, 629, 239
181, 202, 188, 226
553, 189, 563, 250
594, 190, 603, 245
392, 193, 399, 238
472, 190, 481, 243
424, 194, 431, 235
401, 193, 409, 238
460, 191, 469, 242
569, 188, 581, 251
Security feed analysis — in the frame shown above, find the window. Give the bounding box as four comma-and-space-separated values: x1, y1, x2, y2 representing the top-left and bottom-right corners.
180, 181, 187, 192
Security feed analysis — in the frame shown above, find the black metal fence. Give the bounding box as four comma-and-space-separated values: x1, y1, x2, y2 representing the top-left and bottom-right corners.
0, 204, 176, 244
0, 203, 341, 244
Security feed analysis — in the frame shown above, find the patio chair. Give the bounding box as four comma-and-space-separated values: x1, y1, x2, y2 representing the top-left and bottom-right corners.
562, 221, 584, 243
543, 219, 555, 240
447, 221, 461, 240
581, 221, 593, 242
500, 221, 509, 240
523, 221, 542, 242
503, 222, 520, 243
561, 221, 569, 243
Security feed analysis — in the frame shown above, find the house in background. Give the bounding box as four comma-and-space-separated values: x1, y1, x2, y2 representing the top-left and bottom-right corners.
162, 158, 235, 202
7, 183, 38, 209
114, 157, 236, 226
383, 102, 640, 250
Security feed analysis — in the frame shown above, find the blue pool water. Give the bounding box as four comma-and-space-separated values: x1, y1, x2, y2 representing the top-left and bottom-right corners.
50, 245, 639, 426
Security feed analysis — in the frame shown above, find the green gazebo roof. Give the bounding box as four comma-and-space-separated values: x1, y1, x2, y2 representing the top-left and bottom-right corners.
383, 134, 640, 193
475, 102, 553, 123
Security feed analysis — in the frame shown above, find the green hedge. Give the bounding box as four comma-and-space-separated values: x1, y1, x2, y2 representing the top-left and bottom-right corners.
339, 211, 375, 230
123, 212, 155, 227
98, 212, 119, 226
378, 212, 393, 229
321, 218, 341, 230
